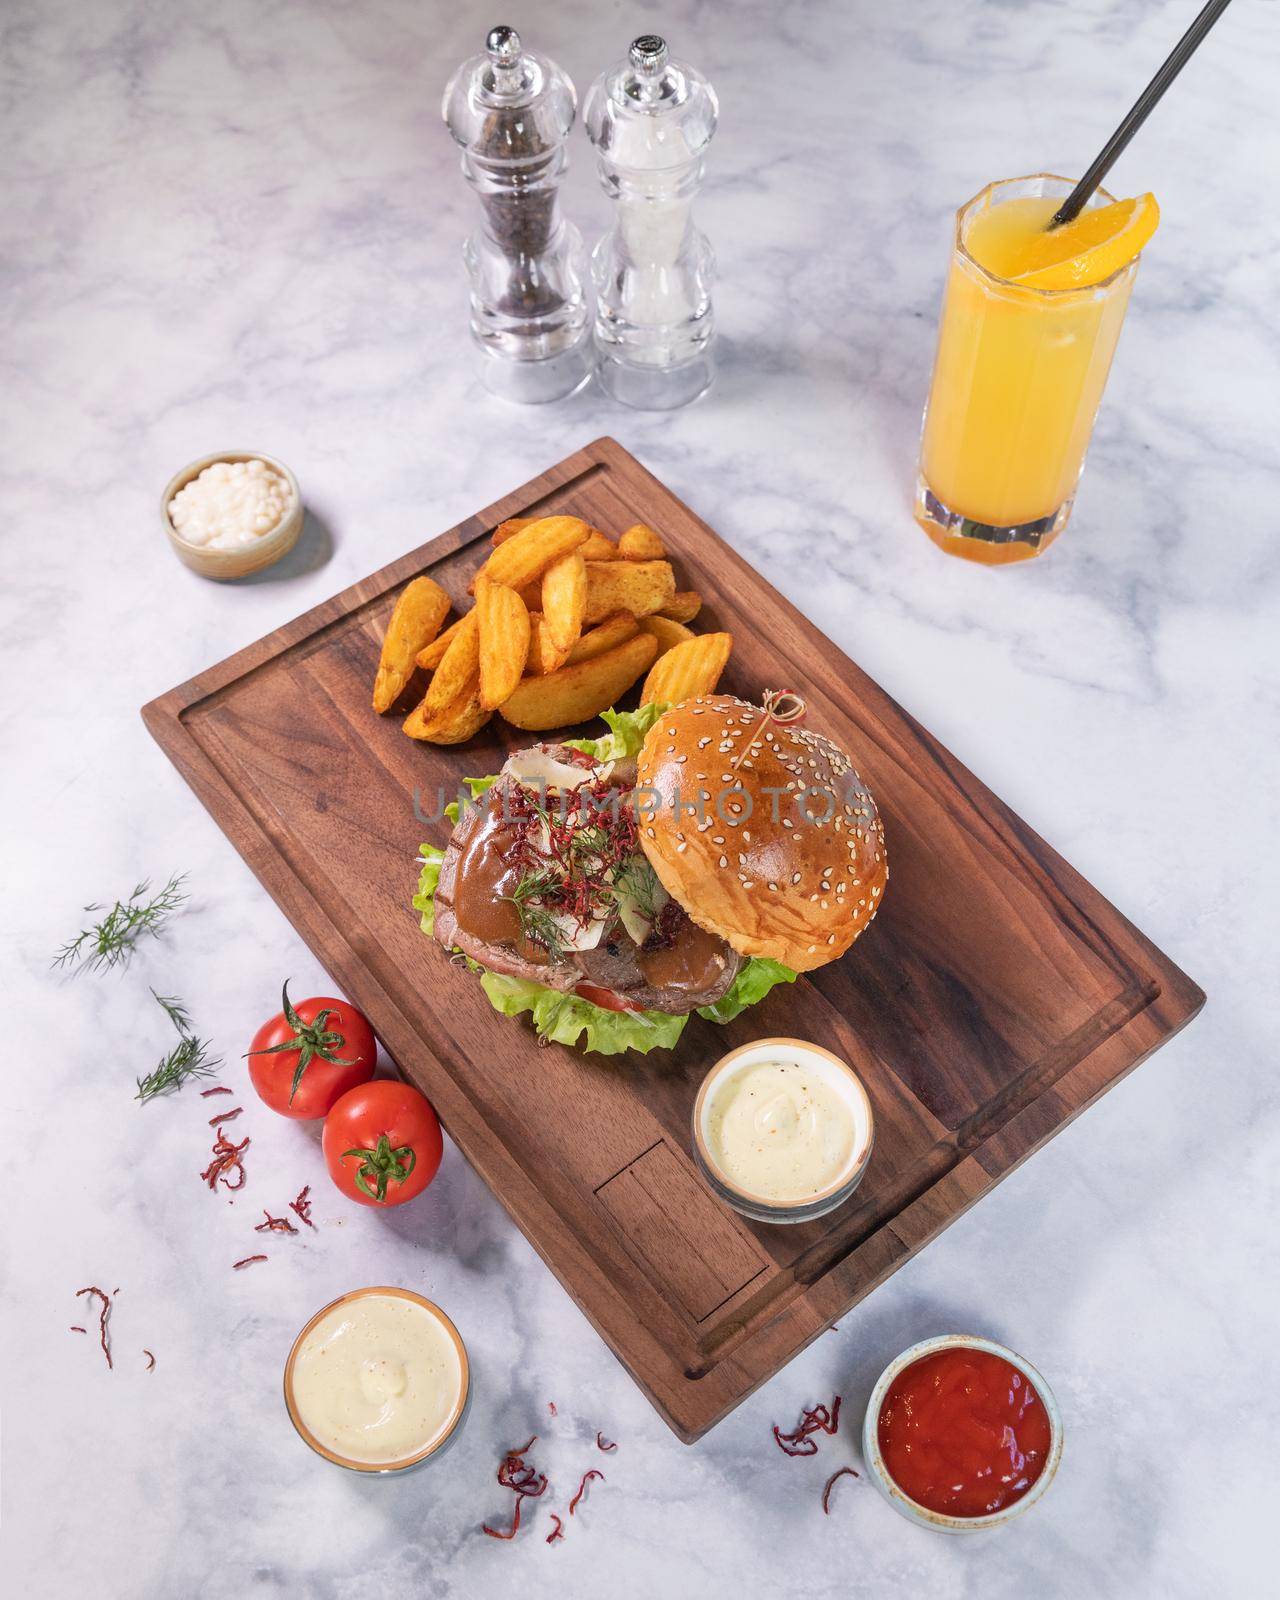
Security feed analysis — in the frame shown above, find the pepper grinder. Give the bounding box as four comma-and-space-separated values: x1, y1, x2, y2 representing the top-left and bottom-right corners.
584, 34, 718, 410
443, 26, 591, 403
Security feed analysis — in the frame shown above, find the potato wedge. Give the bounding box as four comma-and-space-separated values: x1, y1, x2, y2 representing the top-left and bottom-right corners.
565, 611, 640, 666
579, 530, 618, 561
373, 577, 451, 714
491, 516, 533, 545
660, 589, 703, 625
470, 515, 590, 593
476, 580, 531, 710
415, 614, 467, 673
640, 632, 733, 707
496, 518, 616, 560
499, 633, 659, 732
417, 610, 479, 722
403, 691, 491, 745
618, 523, 665, 561
583, 559, 675, 625
541, 551, 586, 655
526, 612, 570, 676
638, 614, 695, 658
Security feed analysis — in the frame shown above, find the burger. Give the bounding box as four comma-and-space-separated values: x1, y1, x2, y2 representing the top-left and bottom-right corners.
413, 694, 887, 1054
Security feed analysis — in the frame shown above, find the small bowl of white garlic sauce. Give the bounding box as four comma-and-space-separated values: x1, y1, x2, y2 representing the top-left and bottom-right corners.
162, 450, 302, 579
284, 1287, 471, 1474
692, 1038, 875, 1224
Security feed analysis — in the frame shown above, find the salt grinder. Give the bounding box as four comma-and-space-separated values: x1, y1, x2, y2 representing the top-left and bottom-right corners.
443, 26, 591, 403
583, 34, 719, 409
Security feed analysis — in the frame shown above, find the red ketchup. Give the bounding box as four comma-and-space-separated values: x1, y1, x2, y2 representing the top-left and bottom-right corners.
877, 1346, 1051, 1518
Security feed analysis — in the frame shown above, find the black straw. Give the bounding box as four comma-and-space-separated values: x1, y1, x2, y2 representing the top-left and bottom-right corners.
1051, 0, 1234, 228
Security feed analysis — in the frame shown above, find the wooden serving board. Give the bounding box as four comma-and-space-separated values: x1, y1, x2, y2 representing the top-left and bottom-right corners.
143, 438, 1203, 1442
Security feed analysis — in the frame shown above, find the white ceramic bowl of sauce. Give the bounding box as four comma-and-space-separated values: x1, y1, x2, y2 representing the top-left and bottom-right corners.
861, 1334, 1064, 1533
283, 1287, 470, 1474
161, 449, 302, 579
691, 1038, 875, 1224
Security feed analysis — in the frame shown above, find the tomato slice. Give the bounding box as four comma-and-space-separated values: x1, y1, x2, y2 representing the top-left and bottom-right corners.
573, 982, 640, 1013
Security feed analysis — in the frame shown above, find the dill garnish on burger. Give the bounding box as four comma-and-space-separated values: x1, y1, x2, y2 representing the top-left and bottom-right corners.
413, 694, 887, 1054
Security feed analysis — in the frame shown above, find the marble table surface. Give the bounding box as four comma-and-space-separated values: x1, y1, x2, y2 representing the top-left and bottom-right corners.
4, 1, 1276, 1595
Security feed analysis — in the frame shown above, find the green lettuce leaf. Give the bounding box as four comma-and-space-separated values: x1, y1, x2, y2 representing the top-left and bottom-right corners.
444, 773, 501, 826
412, 844, 447, 935
695, 957, 798, 1024
479, 971, 688, 1055
565, 701, 667, 763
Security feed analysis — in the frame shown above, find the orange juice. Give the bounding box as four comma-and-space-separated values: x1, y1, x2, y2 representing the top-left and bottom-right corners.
916, 175, 1150, 565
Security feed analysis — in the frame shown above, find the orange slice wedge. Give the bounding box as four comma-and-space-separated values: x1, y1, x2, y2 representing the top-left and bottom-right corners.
1011, 193, 1160, 290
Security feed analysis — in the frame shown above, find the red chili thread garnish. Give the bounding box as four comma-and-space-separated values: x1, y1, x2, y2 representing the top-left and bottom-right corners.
772, 1396, 842, 1457
482, 1497, 524, 1541
69, 1325, 86, 1334
232, 1254, 268, 1270
143, 1349, 156, 1371
481, 1436, 548, 1540
548, 1400, 558, 1416
254, 1210, 298, 1235
545, 1513, 564, 1545
201, 1129, 249, 1192
822, 1466, 859, 1514
596, 1432, 617, 1452
568, 1469, 604, 1515
201, 1086, 234, 1097
289, 1185, 317, 1230
75, 1286, 113, 1369
499, 774, 642, 951
209, 1106, 243, 1125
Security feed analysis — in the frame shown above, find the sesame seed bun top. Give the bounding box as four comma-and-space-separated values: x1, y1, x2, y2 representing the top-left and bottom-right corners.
635, 693, 888, 973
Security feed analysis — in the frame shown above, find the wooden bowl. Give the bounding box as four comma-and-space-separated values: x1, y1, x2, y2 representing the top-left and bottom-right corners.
161, 449, 303, 579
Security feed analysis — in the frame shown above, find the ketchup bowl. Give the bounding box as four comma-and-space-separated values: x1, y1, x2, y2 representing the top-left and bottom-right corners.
862, 1334, 1063, 1533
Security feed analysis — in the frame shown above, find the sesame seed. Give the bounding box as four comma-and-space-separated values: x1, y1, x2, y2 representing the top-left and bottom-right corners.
718, 855, 728, 867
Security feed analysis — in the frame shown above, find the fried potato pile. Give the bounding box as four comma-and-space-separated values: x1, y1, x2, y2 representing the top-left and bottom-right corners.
373, 515, 732, 743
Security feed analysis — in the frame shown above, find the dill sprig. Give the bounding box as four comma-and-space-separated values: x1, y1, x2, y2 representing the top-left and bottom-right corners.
135, 1034, 222, 1103
54, 873, 189, 974
613, 856, 663, 919
150, 988, 192, 1036
506, 872, 567, 958
135, 987, 221, 1102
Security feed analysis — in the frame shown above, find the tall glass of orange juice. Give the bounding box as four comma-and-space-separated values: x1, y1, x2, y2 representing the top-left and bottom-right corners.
916, 174, 1148, 565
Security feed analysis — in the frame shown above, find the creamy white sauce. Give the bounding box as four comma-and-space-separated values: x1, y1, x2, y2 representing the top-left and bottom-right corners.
290, 1293, 464, 1466
169, 458, 294, 550
703, 1051, 869, 1205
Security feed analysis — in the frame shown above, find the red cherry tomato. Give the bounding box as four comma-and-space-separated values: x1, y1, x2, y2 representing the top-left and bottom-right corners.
322, 1080, 443, 1207
573, 982, 639, 1013
247, 981, 376, 1120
